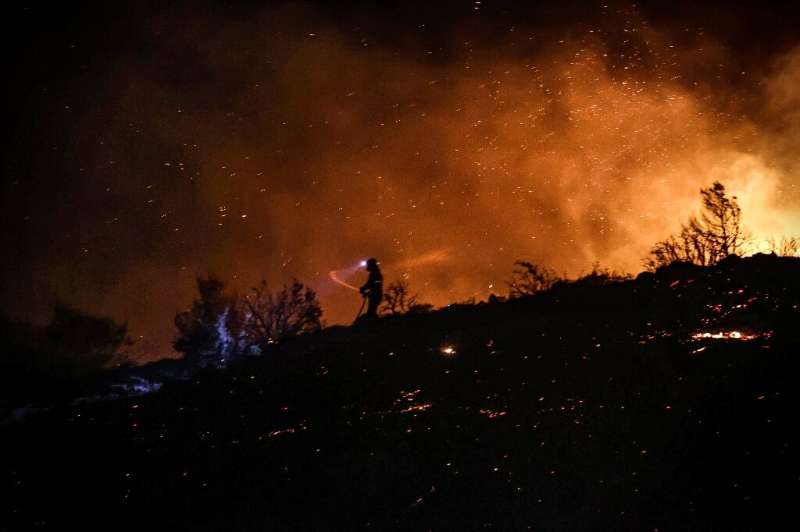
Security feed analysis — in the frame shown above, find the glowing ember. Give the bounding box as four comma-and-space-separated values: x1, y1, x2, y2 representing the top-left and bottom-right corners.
263, 428, 296, 439
400, 403, 433, 414
479, 408, 507, 419
690, 330, 770, 341
390, 389, 433, 415
440, 345, 457, 356
397, 389, 421, 401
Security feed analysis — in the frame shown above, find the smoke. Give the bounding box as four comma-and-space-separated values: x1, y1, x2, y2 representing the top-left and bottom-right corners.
6, 3, 800, 359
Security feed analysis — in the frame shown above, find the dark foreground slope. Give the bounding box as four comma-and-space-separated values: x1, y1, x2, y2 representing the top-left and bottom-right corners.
4, 255, 800, 531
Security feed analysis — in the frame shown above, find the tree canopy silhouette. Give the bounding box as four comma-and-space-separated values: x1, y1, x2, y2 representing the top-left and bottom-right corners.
647, 182, 748, 269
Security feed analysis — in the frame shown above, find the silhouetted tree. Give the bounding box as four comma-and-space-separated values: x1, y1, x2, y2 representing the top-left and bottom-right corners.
647, 182, 748, 269
242, 279, 323, 351
508, 260, 558, 298
174, 275, 235, 366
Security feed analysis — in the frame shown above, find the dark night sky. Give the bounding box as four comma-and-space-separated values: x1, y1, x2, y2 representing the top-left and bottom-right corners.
2, 1, 800, 360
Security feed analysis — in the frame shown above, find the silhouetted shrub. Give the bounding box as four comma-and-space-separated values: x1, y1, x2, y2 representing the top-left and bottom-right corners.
571, 263, 632, 287
508, 260, 559, 298
408, 303, 435, 314
381, 279, 432, 315
241, 279, 323, 351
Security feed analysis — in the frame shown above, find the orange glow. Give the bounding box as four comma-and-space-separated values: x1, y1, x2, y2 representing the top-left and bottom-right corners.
11, 4, 800, 360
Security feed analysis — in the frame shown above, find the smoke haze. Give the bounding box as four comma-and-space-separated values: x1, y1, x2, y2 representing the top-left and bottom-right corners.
2, 2, 799, 359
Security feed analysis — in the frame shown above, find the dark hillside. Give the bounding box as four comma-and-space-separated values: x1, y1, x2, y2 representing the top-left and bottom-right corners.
4, 254, 800, 531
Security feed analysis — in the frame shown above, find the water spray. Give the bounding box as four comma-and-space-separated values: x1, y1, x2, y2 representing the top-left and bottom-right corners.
328, 259, 367, 292
328, 269, 360, 291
